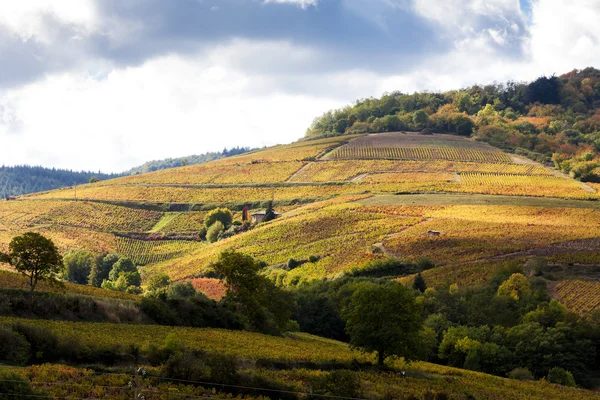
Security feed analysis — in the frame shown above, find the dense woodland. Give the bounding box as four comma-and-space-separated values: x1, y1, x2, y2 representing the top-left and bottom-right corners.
124, 147, 255, 175
1, 147, 254, 197
307, 68, 600, 181
0, 166, 118, 198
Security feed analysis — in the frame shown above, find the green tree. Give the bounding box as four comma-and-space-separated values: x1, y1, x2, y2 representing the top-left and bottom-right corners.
206, 221, 225, 243
89, 253, 118, 287
497, 273, 531, 300
547, 367, 576, 387
108, 257, 138, 282
0, 232, 63, 294
412, 110, 429, 127
146, 273, 171, 295
62, 249, 94, 284
343, 282, 424, 365
102, 257, 141, 292
204, 208, 233, 230
213, 250, 294, 333
413, 273, 427, 293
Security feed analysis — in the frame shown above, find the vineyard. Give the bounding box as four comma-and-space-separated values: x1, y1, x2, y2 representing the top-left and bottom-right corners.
39, 201, 163, 232
0, 321, 596, 400
0, 270, 138, 300
555, 280, 600, 314
112, 160, 305, 185
328, 145, 512, 163
148, 201, 600, 283
0, 316, 361, 364
324, 132, 513, 163
116, 237, 203, 266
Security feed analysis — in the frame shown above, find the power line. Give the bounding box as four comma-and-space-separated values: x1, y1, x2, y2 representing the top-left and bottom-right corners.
0, 392, 89, 399
145, 374, 369, 400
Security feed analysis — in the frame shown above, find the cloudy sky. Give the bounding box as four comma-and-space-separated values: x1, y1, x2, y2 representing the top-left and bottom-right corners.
1, 0, 599, 172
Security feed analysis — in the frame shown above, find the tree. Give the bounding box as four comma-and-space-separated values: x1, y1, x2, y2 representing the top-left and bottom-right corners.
343, 282, 424, 365
213, 251, 262, 298
213, 250, 294, 333
547, 367, 576, 387
62, 249, 94, 284
413, 273, 427, 293
146, 273, 171, 295
206, 221, 225, 243
412, 110, 428, 127
102, 257, 141, 292
263, 201, 276, 222
204, 208, 233, 230
89, 253, 119, 287
497, 273, 531, 300
0, 232, 63, 294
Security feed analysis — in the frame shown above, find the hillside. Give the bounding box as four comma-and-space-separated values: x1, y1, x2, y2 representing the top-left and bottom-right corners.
1, 317, 596, 399
0, 148, 255, 197
307, 68, 600, 182
3, 115, 600, 395
2, 131, 599, 313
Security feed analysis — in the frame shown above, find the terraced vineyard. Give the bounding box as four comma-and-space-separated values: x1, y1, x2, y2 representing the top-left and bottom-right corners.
555, 280, 600, 314
116, 237, 203, 266
456, 173, 589, 197
325, 132, 512, 162
329, 145, 512, 162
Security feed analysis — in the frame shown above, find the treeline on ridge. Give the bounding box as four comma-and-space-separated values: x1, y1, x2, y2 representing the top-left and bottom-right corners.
306, 67, 600, 181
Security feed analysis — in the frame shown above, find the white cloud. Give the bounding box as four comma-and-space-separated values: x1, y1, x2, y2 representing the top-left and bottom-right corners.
2, 0, 600, 175
528, 0, 600, 73
0, 42, 344, 172
264, 0, 318, 8
0, 1, 97, 42
412, 0, 524, 34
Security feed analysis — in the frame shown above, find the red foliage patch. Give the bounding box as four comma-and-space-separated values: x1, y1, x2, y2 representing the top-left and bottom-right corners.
187, 278, 227, 300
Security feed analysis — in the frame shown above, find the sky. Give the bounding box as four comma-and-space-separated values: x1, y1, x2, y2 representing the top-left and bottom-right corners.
1, 0, 600, 172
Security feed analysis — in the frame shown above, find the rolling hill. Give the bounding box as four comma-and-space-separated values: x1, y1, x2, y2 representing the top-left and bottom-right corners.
2, 131, 600, 316
3, 123, 600, 397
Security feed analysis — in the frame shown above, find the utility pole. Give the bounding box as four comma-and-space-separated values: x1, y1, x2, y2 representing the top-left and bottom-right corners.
130, 366, 146, 400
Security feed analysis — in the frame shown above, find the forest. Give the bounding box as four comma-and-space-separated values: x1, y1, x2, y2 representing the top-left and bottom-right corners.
1, 147, 254, 197
306, 68, 600, 181
0, 166, 118, 198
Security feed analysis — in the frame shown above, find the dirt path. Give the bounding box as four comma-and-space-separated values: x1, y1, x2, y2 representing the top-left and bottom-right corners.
285, 163, 312, 183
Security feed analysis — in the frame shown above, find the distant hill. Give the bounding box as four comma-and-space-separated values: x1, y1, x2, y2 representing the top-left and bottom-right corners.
307, 67, 600, 181
1, 147, 257, 197
124, 147, 256, 175
0, 165, 118, 198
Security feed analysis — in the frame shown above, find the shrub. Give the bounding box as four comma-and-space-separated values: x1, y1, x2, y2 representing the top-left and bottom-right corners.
310, 370, 361, 399
508, 367, 534, 380
162, 352, 208, 382
12, 323, 60, 363
207, 221, 225, 243
207, 354, 238, 384
0, 328, 30, 365
308, 255, 319, 263
204, 208, 233, 229
0, 371, 49, 398
168, 281, 197, 298
547, 367, 576, 387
